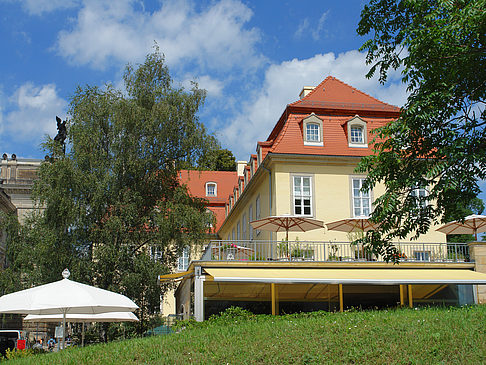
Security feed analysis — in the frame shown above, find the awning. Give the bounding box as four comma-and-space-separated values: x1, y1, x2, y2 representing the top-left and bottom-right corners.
204, 268, 486, 285
158, 269, 194, 283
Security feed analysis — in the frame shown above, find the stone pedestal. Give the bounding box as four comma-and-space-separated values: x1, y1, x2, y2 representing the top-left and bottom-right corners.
468, 242, 486, 304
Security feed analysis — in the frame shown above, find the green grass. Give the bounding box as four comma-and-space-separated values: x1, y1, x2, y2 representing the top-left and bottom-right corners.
8, 306, 486, 364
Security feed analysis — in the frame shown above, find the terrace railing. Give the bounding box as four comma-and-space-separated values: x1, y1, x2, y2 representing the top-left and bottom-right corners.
200, 240, 471, 263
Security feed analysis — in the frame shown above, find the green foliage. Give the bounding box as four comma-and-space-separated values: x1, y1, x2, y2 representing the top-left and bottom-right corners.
2, 49, 219, 335
4, 348, 45, 360
356, 0, 486, 250
445, 197, 484, 242
207, 306, 256, 323
199, 148, 237, 171
8, 306, 486, 365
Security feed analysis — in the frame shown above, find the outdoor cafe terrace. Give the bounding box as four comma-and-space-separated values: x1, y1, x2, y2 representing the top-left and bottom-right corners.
200, 241, 471, 264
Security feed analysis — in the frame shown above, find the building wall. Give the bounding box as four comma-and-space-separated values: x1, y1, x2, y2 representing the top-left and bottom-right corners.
219, 155, 446, 245
0, 158, 42, 224
219, 170, 272, 241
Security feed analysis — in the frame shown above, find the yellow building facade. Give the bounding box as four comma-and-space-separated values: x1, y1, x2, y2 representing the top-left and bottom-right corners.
165, 76, 486, 321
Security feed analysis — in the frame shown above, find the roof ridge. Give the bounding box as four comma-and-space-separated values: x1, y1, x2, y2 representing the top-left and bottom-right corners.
288, 76, 333, 106
330, 76, 398, 108
289, 75, 399, 110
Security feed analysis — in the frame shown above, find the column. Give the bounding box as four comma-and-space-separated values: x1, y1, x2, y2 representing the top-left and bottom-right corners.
408, 285, 413, 308
339, 284, 344, 312
468, 242, 486, 304
194, 267, 205, 322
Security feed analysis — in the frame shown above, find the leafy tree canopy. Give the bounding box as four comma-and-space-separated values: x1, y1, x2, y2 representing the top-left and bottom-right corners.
445, 197, 484, 243
199, 148, 237, 171
356, 0, 486, 249
1, 49, 218, 333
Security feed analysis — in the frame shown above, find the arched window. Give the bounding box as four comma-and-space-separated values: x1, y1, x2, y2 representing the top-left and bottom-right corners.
347, 115, 368, 147
205, 182, 217, 197
302, 113, 323, 146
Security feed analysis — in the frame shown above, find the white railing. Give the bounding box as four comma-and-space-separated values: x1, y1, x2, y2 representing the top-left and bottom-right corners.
200, 240, 471, 263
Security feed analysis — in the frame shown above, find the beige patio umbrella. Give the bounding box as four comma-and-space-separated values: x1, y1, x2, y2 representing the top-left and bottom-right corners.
436, 214, 486, 240
250, 214, 325, 241
326, 217, 380, 260
250, 215, 325, 260
326, 217, 380, 233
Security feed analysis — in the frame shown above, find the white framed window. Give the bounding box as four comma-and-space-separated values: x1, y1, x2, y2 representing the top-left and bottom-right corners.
205, 182, 217, 197
411, 187, 428, 209
347, 115, 367, 147
177, 247, 190, 271
352, 178, 371, 217
242, 213, 247, 240
293, 176, 313, 216
414, 251, 430, 261
306, 124, 320, 142
249, 204, 254, 240
303, 113, 323, 146
150, 246, 163, 262
350, 126, 364, 144
236, 222, 240, 240
255, 196, 261, 235
232, 228, 235, 241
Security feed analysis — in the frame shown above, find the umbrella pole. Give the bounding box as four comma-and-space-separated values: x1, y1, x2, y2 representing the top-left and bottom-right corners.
286, 229, 290, 260
62, 309, 66, 350
82, 322, 85, 347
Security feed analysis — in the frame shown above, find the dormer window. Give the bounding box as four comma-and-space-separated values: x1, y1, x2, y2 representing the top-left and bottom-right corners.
206, 182, 217, 197
306, 123, 320, 142
347, 115, 368, 148
350, 125, 364, 144
302, 113, 323, 146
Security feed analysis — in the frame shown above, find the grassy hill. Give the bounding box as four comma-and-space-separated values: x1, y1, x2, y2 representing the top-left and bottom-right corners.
8, 305, 486, 364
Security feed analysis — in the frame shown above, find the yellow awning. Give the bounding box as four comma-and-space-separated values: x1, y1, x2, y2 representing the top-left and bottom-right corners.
158, 269, 194, 282
204, 268, 486, 285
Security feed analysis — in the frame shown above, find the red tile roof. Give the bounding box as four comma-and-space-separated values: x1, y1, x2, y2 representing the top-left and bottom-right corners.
290, 76, 400, 112
260, 76, 401, 159
179, 170, 239, 231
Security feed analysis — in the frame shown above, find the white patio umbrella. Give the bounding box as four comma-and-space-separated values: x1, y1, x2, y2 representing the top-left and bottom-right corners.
326, 217, 380, 233
436, 214, 486, 240
24, 312, 139, 347
0, 269, 138, 350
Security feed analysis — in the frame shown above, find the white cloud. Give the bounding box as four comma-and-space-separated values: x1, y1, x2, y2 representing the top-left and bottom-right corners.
294, 11, 330, 41
56, 0, 262, 73
312, 11, 329, 41
182, 75, 224, 97
15, 0, 80, 15
2, 83, 67, 141
220, 50, 408, 160
294, 19, 309, 39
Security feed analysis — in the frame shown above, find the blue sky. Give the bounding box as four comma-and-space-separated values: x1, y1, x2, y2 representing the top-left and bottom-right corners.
1, 0, 485, 204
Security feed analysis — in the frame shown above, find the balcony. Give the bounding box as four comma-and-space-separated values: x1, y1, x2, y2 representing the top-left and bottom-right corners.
200, 240, 471, 263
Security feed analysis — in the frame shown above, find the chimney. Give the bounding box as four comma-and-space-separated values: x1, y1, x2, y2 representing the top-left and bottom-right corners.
299, 86, 315, 99
237, 161, 247, 177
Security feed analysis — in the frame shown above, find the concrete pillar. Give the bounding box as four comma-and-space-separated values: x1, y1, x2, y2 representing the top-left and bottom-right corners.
468, 242, 486, 304
194, 267, 205, 322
